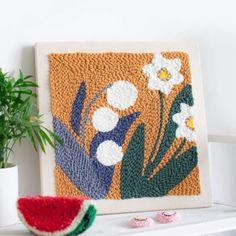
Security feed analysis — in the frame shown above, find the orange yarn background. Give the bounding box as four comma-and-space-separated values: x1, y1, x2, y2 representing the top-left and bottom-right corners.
49, 52, 200, 198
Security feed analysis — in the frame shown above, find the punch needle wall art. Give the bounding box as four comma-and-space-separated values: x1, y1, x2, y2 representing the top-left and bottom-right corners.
35, 43, 211, 213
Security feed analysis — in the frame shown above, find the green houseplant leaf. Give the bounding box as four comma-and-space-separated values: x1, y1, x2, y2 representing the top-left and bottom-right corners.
0, 69, 62, 168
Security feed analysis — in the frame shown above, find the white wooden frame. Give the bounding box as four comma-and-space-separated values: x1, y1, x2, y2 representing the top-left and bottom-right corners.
35, 42, 212, 214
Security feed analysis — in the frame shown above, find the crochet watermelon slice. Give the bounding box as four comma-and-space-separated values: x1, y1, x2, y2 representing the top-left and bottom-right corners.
17, 196, 96, 236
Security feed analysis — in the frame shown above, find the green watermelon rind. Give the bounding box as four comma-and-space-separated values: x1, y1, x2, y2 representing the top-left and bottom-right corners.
18, 200, 96, 236
66, 205, 97, 236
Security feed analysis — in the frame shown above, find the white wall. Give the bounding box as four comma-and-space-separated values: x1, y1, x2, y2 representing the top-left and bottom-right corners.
1, 0, 236, 235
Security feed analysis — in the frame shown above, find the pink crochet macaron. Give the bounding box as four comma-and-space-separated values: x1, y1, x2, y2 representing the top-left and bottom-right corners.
156, 210, 180, 223
129, 216, 154, 228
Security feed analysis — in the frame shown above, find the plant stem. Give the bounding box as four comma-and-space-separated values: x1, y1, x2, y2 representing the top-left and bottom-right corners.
5, 140, 16, 168
148, 91, 164, 163
80, 84, 112, 150
0, 139, 8, 168
170, 138, 186, 159
147, 138, 187, 180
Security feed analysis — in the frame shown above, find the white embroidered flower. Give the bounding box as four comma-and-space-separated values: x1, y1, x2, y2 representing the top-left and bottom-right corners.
92, 107, 119, 132
142, 54, 184, 95
172, 103, 196, 141
107, 80, 138, 110
96, 140, 123, 166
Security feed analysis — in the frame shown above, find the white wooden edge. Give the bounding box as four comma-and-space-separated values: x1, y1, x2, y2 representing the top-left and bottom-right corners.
208, 134, 236, 144
35, 42, 212, 214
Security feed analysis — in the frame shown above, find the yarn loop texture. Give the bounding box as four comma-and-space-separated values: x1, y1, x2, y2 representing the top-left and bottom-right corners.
49, 52, 201, 199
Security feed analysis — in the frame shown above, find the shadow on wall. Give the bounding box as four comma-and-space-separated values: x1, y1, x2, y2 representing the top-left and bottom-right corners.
10, 46, 41, 196
10, 140, 40, 196
20, 46, 35, 77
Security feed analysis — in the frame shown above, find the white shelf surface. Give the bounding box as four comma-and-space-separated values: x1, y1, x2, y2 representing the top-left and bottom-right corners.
1, 203, 236, 236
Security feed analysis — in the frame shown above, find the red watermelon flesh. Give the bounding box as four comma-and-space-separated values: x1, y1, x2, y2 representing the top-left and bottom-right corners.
17, 196, 96, 236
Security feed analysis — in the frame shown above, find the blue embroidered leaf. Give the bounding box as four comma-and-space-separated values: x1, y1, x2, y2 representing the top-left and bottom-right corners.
144, 84, 194, 177
71, 81, 86, 136
89, 112, 140, 194
53, 117, 109, 199
90, 112, 140, 159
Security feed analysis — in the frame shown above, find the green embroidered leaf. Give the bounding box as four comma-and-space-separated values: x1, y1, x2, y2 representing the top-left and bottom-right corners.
144, 85, 194, 177
148, 146, 198, 196
120, 123, 145, 199
120, 124, 198, 198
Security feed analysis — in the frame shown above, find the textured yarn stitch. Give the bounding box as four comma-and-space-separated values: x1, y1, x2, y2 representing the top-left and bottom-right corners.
17, 196, 96, 236
49, 52, 201, 199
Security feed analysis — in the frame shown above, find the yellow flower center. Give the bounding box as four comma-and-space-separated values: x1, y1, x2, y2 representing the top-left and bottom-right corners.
157, 68, 171, 81
186, 116, 194, 130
